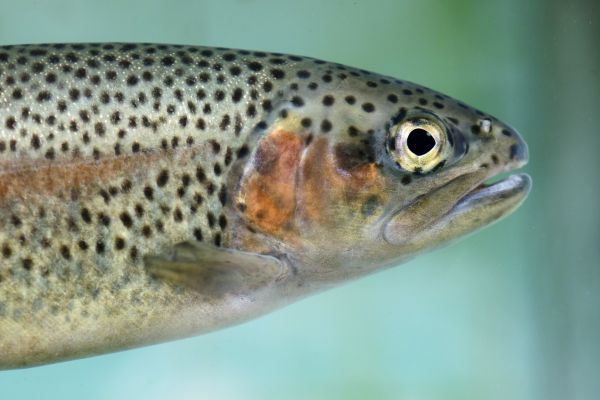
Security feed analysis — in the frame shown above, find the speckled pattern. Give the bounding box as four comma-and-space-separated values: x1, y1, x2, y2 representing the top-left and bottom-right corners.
0, 43, 529, 368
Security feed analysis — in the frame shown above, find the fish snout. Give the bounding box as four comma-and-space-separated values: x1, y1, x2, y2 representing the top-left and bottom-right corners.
499, 123, 529, 168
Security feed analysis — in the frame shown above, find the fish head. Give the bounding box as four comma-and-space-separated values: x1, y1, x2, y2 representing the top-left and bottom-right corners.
234, 71, 531, 280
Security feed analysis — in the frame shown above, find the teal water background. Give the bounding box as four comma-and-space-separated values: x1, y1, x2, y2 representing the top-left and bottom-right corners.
1, 1, 598, 399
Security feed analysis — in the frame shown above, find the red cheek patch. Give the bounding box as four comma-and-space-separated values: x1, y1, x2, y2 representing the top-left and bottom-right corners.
237, 129, 304, 236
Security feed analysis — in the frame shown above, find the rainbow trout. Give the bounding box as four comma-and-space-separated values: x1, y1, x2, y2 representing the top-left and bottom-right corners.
0, 43, 530, 369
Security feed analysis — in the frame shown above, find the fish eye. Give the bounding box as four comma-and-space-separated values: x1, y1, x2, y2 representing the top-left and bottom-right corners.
406, 128, 436, 156
389, 117, 449, 173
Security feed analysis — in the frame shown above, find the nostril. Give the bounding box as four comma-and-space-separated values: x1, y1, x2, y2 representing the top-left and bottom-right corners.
509, 139, 529, 164
509, 144, 520, 160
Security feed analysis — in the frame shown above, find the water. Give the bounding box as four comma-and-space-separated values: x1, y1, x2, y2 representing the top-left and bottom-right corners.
0, 0, 598, 399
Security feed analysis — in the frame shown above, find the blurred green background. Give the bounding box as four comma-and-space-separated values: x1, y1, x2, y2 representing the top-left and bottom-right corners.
0, 0, 598, 399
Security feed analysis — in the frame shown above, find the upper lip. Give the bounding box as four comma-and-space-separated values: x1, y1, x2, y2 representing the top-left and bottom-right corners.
452, 172, 532, 213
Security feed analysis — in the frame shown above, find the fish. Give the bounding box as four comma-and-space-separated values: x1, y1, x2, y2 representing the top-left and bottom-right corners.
0, 43, 530, 369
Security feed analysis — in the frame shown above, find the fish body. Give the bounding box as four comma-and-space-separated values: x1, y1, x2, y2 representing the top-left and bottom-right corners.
0, 43, 530, 369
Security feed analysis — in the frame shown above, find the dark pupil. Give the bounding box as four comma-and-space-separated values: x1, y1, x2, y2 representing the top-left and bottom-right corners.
407, 128, 436, 156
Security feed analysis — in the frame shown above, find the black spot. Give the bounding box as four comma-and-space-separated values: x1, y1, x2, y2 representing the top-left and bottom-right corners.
22, 258, 33, 271
129, 247, 138, 261
156, 170, 169, 187
348, 126, 359, 137
361, 196, 381, 217
193, 228, 203, 241
120, 212, 133, 228
301, 118, 312, 128
126, 75, 139, 86
98, 213, 111, 226
206, 182, 216, 195
5, 117, 16, 130
74, 68, 87, 79
110, 111, 121, 125
247, 61, 263, 71
218, 185, 227, 206
270, 69, 285, 79
345, 95, 356, 105
432, 160, 446, 172
36, 91, 51, 102
115, 237, 126, 250
45, 72, 57, 84
30, 134, 41, 149
209, 139, 221, 154
213, 233, 222, 247
207, 212, 216, 228
232, 87, 243, 103
1, 244, 11, 258
94, 122, 106, 136
246, 104, 257, 118
161, 56, 175, 66
297, 70, 310, 79
291, 96, 304, 107
12, 89, 23, 100
322, 95, 335, 106
220, 114, 231, 130
321, 119, 332, 133
173, 208, 183, 222
218, 214, 227, 229
196, 166, 207, 182
142, 70, 153, 81
11, 215, 22, 227
237, 145, 249, 158
141, 225, 152, 237
214, 90, 225, 101
213, 163, 222, 175
45, 148, 55, 160
261, 99, 273, 112
81, 208, 92, 223
60, 245, 71, 260
95, 241, 106, 254
362, 103, 375, 113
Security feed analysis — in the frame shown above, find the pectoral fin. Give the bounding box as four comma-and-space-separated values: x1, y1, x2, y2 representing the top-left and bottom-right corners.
144, 242, 287, 296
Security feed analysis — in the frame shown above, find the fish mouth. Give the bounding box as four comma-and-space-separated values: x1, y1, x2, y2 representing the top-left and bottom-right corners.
383, 167, 532, 247
451, 172, 531, 215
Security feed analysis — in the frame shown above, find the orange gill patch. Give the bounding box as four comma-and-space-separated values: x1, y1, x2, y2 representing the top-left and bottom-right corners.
238, 129, 386, 239
237, 129, 304, 237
